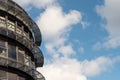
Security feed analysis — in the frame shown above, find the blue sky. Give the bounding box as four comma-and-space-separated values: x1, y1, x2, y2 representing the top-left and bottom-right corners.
13, 0, 120, 80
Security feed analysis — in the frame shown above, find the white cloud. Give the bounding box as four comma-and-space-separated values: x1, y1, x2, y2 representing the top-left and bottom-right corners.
36, 5, 81, 59
81, 56, 112, 76
93, 37, 120, 50
33, 0, 56, 9
37, 5, 81, 40
36, 5, 81, 60
58, 45, 75, 57
13, 0, 31, 7
96, 0, 120, 49
38, 56, 120, 80
13, 0, 56, 9
38, 58, 87, 80
103, 37, 120, 49
45, 42, 75, 59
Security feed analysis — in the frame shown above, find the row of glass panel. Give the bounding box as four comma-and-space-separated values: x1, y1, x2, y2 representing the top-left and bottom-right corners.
0, 0, 31, 30
0, 16, 31, 39
0, 70, 25, 80
0, 39, 35, 70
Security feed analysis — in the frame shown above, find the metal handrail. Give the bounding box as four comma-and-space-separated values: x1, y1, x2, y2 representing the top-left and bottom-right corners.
0, 0, 42, 46
0, 19, 44, 67
0, 18, 33, 50
0, 0, 31, 29
0, 56, 45, 80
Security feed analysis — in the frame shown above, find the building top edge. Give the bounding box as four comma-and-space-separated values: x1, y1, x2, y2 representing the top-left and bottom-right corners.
0, 0, 42, 46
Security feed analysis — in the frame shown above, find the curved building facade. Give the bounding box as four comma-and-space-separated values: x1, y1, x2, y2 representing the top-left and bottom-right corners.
0, 0, 45, 80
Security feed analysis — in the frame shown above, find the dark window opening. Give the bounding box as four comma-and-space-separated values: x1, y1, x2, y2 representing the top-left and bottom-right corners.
0, 40, 6, 57
18, 48, 25, 63
0, 40, 5, 47
8, 43, 16, 60
0, 47, 6, 57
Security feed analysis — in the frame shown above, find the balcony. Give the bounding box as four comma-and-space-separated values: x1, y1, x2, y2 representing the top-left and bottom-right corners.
0, 17, 33, 52
0, 16, 44, 67
0, 56, 45, 80
0, 0, 42, 46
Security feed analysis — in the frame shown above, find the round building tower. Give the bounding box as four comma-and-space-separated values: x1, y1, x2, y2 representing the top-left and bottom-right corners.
0, 0, 45, 80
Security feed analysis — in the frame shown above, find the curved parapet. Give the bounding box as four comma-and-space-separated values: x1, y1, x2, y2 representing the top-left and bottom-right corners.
0, 56, 45, 80
0, 0, 42, 46
34, 46, 44, 67
32, 22, 42, 46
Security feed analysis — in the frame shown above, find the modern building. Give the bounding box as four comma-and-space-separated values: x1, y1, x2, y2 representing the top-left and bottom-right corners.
0, 0, 45, 80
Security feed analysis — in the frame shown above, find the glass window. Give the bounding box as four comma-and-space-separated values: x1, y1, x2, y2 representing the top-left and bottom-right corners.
8, 43, 16, 60
0, 40, 6, 57
18, 48, 25, 64
0, 70, 7, 80
31, 61, 35, 70
8, 72, 17, 80
0, 47, 6, 57
8, 23, 15, 32
25, 54, 30, 66
0, 40, 5, 47
8, 20, 15, 32
23, 32, 29, 39
16, 28, 22, 35
0, 16, 5, 28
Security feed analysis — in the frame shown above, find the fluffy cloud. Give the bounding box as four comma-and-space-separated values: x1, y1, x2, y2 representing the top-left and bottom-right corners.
38, 56, 120, 80
93, 37, 120, 50
81, 56, 115, 76
37, 5, 81, 40
37, 5, 81, 59
13, 0, 31, 7
95, 0, 120, 49
13, 0, 56, 9
58, 45, 75, 57
38, 58, 87, 80
96, 0, 120, 36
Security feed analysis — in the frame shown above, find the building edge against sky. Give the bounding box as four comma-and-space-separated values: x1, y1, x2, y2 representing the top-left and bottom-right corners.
0, 0, 45, 80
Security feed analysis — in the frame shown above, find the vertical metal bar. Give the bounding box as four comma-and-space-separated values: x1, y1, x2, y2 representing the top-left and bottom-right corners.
5, 16, 8, 35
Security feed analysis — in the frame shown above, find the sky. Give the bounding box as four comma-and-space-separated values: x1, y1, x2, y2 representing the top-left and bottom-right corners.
13, 0, 120, 80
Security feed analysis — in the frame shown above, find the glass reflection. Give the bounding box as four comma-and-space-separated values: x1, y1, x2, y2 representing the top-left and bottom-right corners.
18, 48, 25, 64
8, 43, 16, 60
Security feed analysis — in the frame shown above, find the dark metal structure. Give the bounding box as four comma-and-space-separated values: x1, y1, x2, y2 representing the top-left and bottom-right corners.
0, 0, 45, 80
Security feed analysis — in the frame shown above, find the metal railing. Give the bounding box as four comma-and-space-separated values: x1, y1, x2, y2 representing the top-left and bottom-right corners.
0, 17, 44, 67
0, 56, 45, 80
0, 0, 42, 46
0, 0, 32, 30
0, 17, 34, 51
